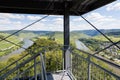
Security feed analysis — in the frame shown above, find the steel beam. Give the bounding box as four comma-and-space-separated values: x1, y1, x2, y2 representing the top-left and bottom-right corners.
64, 2, 70, 70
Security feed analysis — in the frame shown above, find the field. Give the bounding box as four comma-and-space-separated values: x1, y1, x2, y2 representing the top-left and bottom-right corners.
0, 33, 21, 56
93, 35, 120, 42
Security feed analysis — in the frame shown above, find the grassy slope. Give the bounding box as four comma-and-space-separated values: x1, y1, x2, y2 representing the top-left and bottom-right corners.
70, 32, 90, 44
52, 31, 91, 45
19, 32, 38, 39
0, 33, 21, 56
93, 35, 120, 42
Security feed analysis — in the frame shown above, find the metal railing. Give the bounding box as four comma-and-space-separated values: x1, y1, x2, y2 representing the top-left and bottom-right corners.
0, 46, 63, 80
0, 49, 48, 80
1, 45, 120, 80
71, 48, 120, 80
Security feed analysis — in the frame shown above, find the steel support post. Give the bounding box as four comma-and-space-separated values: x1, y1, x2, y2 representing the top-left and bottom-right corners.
63, 2, 70, 70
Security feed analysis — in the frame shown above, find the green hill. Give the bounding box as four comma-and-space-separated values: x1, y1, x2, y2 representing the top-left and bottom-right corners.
72, 29, 120, 36
52, 31, 90, 44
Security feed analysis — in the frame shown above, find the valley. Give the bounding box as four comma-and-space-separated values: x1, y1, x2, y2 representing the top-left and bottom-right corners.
0, 29, 120, 79
0, 29, 120, 65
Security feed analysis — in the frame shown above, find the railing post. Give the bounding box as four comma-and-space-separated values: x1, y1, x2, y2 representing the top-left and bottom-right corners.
16, 61, 19, 80
43, 51, 46, 70
88, 54, 91, 80
65, 48, 71, 71
40, 53, 47, 80
34, 58, 37, 80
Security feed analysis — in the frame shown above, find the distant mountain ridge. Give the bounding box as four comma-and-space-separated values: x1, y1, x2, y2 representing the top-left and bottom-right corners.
72, 29, 120, 36
0, 29, 120, 36
0, 30, 52, 36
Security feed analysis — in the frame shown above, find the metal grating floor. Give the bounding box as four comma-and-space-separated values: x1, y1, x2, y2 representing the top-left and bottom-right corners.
47, 71, 71, 80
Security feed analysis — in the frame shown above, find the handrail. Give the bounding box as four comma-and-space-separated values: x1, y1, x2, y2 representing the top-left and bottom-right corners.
91, 61, 120, 79
71, 48, 120, 79
0, 45, 62, 80
75, 48, 120, 69
0, 51, 41, 79
40, 52, 48, 80
72, 51, 120, 78
13, 61, 41, 80
0, 53, 29, 73
0, 46, 42, 73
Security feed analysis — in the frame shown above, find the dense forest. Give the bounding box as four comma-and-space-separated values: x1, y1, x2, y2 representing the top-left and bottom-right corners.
0, 38, 63, 79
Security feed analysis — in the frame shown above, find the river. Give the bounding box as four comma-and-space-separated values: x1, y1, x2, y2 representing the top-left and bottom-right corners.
0, 39, 34, 61
11, 39, 34, 54
75, 40, 90, 52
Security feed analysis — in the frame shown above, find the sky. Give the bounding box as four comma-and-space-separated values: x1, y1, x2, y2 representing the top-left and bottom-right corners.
0, 0, 120, 31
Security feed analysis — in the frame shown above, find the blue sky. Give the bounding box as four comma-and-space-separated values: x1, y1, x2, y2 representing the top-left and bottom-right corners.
0, 0, 120, 31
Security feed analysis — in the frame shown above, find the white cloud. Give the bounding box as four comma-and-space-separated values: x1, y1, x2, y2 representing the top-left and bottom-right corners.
49, 15, 62, 18
86, 12, 116, 22
70, 22, 94, 31
0, 12, 119, 31
0, 18, 24, 30
0, 19, 11, 24
52, 18, 63, 25
72, 17, 82, 22
43, 17, 63, 31
25, 16, 63, 31
69, 12, 120, 30
83, 12, 120, 30
106, 2, 120, 11
0, 18, 22, 25
71, 12, 116, 25
27, 15, 41, 20
25, 22, 45, 30
25, 17, 63, 31
0, 13, 25, 20
87, 12, 104, 20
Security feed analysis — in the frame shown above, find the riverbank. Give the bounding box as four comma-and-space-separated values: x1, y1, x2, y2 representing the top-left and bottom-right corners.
0, 39, 33, 61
